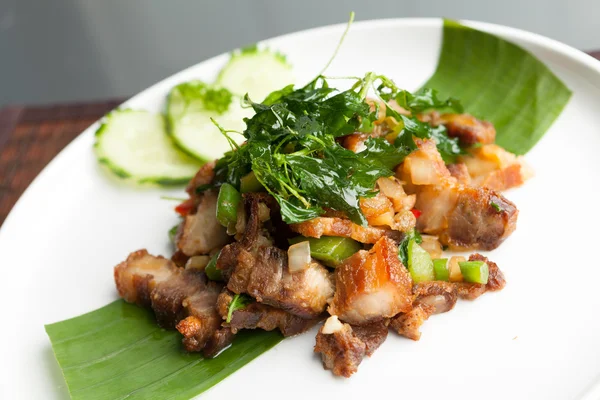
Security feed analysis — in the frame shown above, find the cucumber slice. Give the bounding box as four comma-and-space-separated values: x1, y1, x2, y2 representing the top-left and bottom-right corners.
166, 81, 251, 162
94, 109, 201, 185
217, 46, 295, 103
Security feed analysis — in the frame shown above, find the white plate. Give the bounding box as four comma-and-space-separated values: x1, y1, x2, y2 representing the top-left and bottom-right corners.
2, 18, 600, 400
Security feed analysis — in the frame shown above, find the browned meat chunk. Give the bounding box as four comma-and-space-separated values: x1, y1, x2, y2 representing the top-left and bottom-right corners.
176, 190, 229, 256
421, 112, 495, 146
329, 237, 412, 325
390, 281, 458, 340
227, 246, 334, 318
216, 289, 320, 336
315, 317, 366, 378
202, 327, 235, 358
314, 316, 388, 377
460, 144, 533, 191
114, 249, 224, 357
351, 320, 389, 356
399, 139, 518, 250
454, 253, 506, 300
290, 217, 402, 244
390, 304, 434, 341
447, 163, 472, 185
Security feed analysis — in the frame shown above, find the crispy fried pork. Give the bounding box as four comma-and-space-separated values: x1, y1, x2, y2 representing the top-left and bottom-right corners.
227, 246, 334, 318
176, 190, 229, 256
459, 144, 533, 191
329, 237, 412, 325
399, 139, 518, 250
290, 217, 403, 244
217, 194, 335, 318
314, 316, 388, 377
420, 112, 496, 146
217, 289, 320, 336
114, 249, 227, 357
390, 281, 457, 340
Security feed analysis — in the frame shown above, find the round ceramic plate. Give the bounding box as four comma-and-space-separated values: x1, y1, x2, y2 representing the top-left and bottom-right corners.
2, 19, 600, 400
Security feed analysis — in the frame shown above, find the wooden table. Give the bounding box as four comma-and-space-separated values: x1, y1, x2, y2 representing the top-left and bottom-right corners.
1, 51, 599, 227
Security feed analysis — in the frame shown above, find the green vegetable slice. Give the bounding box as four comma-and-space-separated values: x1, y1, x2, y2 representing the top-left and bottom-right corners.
45, 300, 283, 400
94, 110, 201, 185
205, 251, 224, 281
166, 81, 252, 162
433, 258, 450, 281
407, 240, 435, 283
216, 183, 242, 228
422, 19, 572, 155
217, 45, 295, 103
459, 260, 489, 284
288, 236, 361, 266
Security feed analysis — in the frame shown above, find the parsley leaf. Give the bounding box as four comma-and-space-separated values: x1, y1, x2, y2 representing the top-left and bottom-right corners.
226, 293, 252, 323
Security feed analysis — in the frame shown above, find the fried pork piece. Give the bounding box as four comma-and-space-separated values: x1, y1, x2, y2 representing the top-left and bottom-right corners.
420, 112, 496, 146
227, 246, 334, 318
459, 144, 533, 191
314, 316, 388, 377
329, 237, 412, 325
218, 194, 335, 318
114, 250, 228, 357
176, 190, 229, 256
216, 290, 320, 336
290, 217, 402, 244
390, 281, 458, 340
399, 139, 518, 250
454, 253, 506, 300
447, 163, 472, 185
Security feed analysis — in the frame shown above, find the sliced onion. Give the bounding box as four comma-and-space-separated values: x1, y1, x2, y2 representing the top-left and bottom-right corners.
448, 256, 466, 282
185, 255, 211, 270
288, 241, 311, 273
377, 177, 407, 212
406, 156, 442, 185
321, 315, 344, 334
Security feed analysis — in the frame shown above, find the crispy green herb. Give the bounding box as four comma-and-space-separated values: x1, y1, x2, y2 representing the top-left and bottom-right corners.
376, 76, 466, 164
491, 201, 502, 212
213, 72, 462, 225
227, 293, 252, 323
398, 228, 423, 266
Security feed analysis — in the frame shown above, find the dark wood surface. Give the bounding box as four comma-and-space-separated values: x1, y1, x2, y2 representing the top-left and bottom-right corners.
1, 51, 599, 227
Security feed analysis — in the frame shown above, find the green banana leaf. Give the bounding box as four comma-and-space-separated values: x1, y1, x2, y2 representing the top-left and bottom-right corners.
422, 19, 572, 154
46, 20, 572, 400
45, 301, 283, 400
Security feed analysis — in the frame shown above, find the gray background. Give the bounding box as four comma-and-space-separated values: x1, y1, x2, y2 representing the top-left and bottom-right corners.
1, 0, 599, 106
